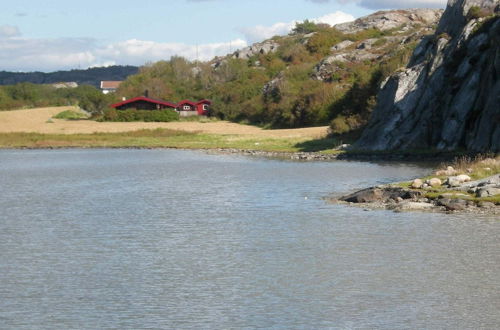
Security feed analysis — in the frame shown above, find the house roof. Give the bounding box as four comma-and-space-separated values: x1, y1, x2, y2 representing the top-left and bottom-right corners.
101, 81, 122, 89
177, 100, 198, 107
110, 96, 177, 109
196, 99, 212, 105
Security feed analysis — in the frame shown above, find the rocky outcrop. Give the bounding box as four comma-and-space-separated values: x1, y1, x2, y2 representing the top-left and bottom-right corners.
232, 40, 279, 60
335, 173, 500, 214
355, 0, 500, 152
334, 9, 443, 34
312, 10, 442, 81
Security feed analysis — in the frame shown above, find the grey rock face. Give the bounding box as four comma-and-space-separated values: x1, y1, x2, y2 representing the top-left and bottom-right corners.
356, 0, 500, 152
331, 40, 354, 51
335, 9, 443, 34
233, 41, 279, 60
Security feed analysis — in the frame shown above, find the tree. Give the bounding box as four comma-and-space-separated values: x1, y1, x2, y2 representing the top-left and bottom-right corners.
291, 20, 320, 35
78, 87, 115, 116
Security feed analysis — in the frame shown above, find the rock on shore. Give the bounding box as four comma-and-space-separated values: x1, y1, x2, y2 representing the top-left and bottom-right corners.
334, 173, 500, 214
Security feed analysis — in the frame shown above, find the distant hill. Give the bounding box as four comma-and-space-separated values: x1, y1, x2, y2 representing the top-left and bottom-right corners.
116, 9, 443, 130
0, 66, 139, 88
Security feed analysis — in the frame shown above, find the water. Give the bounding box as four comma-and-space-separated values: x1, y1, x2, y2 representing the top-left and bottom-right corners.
0, 149, 498, 329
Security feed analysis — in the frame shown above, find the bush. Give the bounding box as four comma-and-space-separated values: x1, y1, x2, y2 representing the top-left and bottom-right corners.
53, 109, 87, 120
330, 116, 351, 134
467, 6, 487, 20
102, 109, 179, 122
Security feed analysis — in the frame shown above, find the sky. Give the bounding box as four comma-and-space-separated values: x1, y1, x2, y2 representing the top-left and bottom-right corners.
0, 0, 447, 72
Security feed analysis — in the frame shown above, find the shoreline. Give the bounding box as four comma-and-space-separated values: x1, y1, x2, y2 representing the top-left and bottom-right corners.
1, 144, 485, 163
331, 169, 500, 215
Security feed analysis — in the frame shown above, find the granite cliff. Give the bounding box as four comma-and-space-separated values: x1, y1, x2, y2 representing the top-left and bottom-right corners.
355, 0, 500, 152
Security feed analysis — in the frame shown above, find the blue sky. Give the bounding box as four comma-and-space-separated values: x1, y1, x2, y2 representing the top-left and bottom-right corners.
0, 0, 447, 72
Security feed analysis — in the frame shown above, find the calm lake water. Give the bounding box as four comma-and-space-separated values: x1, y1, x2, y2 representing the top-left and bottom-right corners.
0, 149, 498, 329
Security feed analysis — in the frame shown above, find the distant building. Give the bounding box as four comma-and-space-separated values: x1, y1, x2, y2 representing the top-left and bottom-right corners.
100, 81, 122, 94
51, 82, 78, 89
176, 99, 211, 117
110, 97, 176, 110
110, 97, 211, 116
195, 99, 211, 116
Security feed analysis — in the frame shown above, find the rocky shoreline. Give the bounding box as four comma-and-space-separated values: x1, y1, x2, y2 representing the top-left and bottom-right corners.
332, 172, 500, 215
205, 148, 341, 160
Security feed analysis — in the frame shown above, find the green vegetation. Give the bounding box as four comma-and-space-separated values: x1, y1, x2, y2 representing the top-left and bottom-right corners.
102, 109, 179, 122
112, 20, 427, 133
53, 109, 88, 120
466, 6, 491, 20
0, 19, 433, 138
394, 155, 500, 204
0, 129, 341, 153
0, 83, 118, 113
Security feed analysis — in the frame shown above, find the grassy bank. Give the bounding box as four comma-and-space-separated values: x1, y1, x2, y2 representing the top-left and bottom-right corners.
0, 129, 341, 153
395, 156, 500, 204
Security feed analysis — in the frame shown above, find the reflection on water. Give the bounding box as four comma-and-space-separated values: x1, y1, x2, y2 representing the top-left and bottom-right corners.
0, 149, 498, 329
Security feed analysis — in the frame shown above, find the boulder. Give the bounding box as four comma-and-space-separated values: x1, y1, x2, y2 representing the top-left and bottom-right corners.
476, 187, 500, 198
438, 198, 468, 211
340, 187, 421, 203
446, 174, 472, 187
428, 178, 442, 187
411, 179, 424, 189
331, 40, 354, 52
478, 201, 496, 208
389, 201, 435, 211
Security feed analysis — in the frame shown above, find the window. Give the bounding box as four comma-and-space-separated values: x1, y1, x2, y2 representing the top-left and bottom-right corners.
203, 104, 209, 110
183, 105, 191, 110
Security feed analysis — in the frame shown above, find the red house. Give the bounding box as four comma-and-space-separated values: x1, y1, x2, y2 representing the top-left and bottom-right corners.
196, 99, 211, 116
110, 96, 177, 110
176, 99, 211, 117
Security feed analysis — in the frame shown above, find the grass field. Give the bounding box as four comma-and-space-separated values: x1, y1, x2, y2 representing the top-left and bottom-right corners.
0, 106, 329, 138
0, 107, 336, 152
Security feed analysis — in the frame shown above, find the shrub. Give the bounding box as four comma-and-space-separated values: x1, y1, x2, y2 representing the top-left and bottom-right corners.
102, 109, 179, 122
330, 115, 351, 134
291, 20, 321, 34
53, 109, 87, 120
467, 6, 488, 20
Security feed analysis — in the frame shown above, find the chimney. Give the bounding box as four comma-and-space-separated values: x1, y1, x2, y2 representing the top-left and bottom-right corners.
144, 90, 149, 97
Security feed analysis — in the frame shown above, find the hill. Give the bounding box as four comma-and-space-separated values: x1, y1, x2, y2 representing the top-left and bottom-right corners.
115, 9, 442, 131
355, 0, 499, 152
0, 65, 139, 88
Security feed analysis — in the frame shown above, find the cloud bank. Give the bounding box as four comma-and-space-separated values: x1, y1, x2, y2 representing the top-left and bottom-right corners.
0, 8, 356, 72
311, 0, 447, 9
240, 11, 354, 43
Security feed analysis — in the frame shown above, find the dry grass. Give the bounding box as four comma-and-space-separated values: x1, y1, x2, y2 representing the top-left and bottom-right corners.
0, 106, 329, 139
444, 155, 500, 180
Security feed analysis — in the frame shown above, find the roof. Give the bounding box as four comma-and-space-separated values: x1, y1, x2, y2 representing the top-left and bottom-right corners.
100, 81, 122, 89
110, 96, 177, 109
177, 100, 198, 107
196, 99, 212, 105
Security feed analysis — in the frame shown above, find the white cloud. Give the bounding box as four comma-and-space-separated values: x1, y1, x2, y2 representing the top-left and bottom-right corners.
240, 11, 355, 43
96, 38, 247, 64
313, 11, 357, 26
334, 0, 446, 9
0, 25, 21, 38
0, 27, 248, 72
239, 22, 295, 44
0, 10, 355, 72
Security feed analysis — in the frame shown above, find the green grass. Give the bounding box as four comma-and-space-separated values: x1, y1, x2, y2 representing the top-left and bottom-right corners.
52, 109, 88, 120
0, 129, 336, 153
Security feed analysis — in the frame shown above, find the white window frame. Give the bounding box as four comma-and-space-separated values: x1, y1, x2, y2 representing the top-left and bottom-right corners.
203, 104, 209, 110
183, 105, 191, 110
